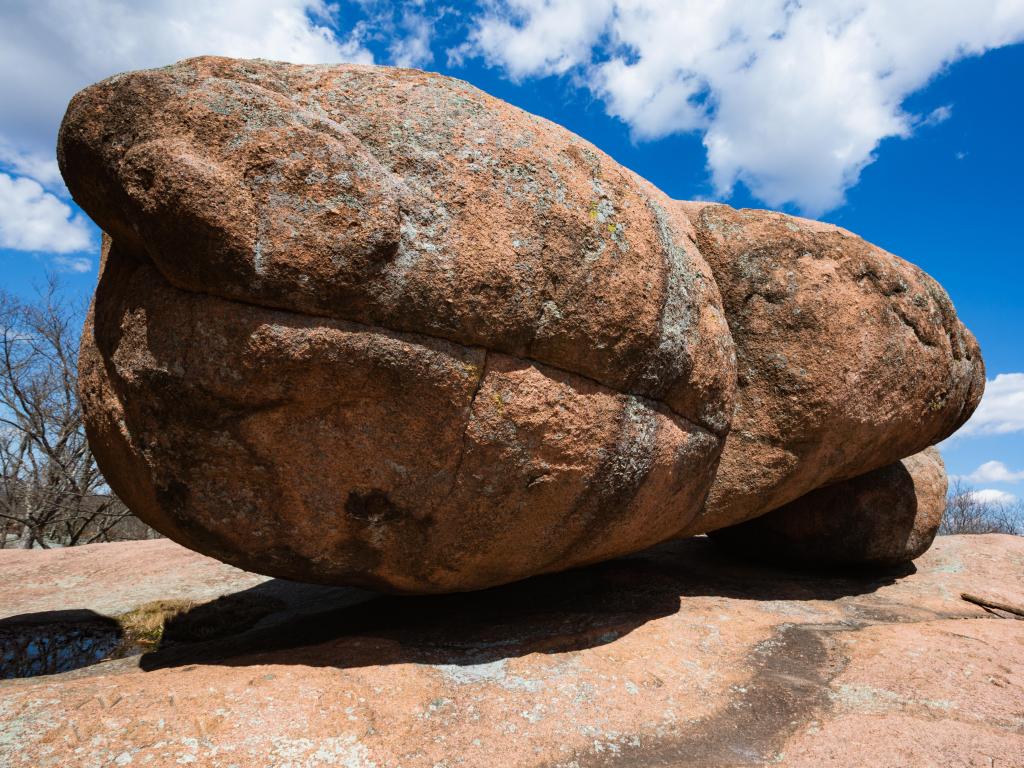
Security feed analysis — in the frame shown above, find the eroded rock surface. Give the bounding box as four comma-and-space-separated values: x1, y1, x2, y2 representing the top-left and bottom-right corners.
2, 535, 1021, 767
82, 240, 718, 592
679, 203, 983, 533
59, 57, 983, 590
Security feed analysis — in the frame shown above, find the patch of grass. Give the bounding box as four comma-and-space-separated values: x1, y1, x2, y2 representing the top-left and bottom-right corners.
118, 600, 195, 648
117, 593, 286, 649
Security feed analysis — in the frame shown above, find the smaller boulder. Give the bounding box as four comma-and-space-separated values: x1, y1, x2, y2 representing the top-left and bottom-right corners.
710, 447, 947, 567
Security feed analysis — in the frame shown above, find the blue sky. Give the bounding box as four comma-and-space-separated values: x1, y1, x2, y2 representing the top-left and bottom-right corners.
2, 0, 1023, 502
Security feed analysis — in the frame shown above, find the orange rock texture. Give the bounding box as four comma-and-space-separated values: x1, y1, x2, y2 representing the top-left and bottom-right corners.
57, 58, 983, 591
2, 535, 1021, 767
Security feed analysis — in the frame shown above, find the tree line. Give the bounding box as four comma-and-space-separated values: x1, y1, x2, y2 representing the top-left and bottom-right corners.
0, 278, 155, 548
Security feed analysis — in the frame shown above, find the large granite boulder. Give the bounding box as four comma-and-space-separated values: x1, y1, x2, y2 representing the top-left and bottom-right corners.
61, 57, 735, 593
59, 57, 983, 592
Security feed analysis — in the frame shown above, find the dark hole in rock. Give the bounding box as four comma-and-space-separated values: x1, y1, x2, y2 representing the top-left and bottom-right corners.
345, 489, 402, 523
0, 610, 127, 679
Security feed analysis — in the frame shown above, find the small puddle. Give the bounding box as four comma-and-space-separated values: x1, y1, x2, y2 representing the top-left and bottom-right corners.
0, 610, 128, 679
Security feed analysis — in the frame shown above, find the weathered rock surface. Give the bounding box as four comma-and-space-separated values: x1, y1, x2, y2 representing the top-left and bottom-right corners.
60, 57, 735, 430
82, 238, 723, 593
679, 203, 984, 533
711, 447, 948, 566
2, 535, 1022, 767
61, 57, 735, 592
58, 57, 983, 590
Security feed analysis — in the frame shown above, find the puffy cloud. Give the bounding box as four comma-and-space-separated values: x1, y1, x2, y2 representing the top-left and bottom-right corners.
464, 1, 1024, 213
0, 0, 375, 258
389, 10, 436, 68
967, 488, 1020, 506
464, 0, 614, 79
0, 173, 92, 254
958, 373, 1024, 436
0, 1, 373, 175
962, 460, 1024, 484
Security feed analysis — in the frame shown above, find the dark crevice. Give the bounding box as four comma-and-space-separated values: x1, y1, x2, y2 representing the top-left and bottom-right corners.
892, 305, 938, 348
442, 348, 489, 502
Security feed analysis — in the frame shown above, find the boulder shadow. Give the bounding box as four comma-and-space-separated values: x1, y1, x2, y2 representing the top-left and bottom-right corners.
138, 536, 913, 673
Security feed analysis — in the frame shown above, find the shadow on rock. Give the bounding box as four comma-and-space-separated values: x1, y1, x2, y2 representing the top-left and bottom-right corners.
139, 537, 911, 673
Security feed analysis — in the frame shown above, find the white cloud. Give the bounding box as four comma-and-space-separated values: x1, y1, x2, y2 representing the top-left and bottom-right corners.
0, 173, 92, 254
0, 1, 372, 175
464, 0, 614, 79
957, 373, 1024, 436
968, 489, 1019, 506
464, 1, 1024, 214
0, 139, 63, 190
389, 11, 435, 68
920, 104, 953, 127
962, 460, 1024, 484
0, 0, 375, 257
51, 255, 94, 273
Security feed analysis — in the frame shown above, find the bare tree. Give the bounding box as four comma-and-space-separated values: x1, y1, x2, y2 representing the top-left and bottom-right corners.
940, 480, 1023, 536
0, 277, 139, 548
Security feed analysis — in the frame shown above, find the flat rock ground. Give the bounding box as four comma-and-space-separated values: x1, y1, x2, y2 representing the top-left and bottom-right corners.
0, 535, 1021, 767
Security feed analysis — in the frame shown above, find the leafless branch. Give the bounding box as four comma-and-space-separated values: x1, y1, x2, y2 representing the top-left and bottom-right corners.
940, 480, 1023, 536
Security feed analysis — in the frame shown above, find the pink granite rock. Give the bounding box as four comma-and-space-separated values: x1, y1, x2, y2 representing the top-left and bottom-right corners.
58, 57, 983, 591
2, 534, 1021, 767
